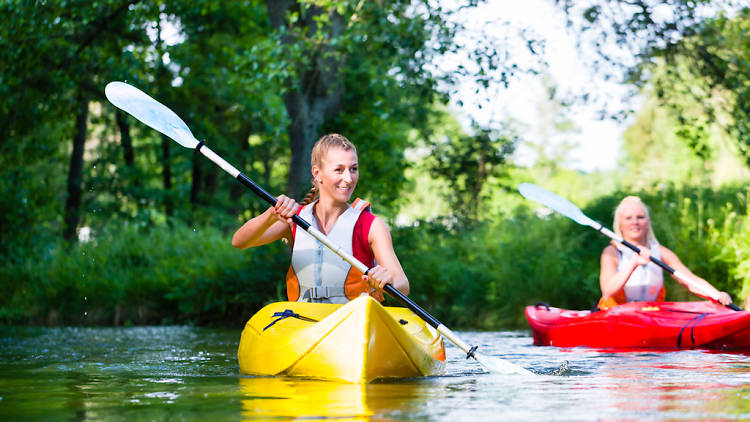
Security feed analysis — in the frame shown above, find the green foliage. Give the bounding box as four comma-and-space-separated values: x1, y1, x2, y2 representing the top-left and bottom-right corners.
0, 223, 287, 326
394, 183, 750, 329
561, 1, 750, 170
3, 0, 750, 329
620, 82, 749, 191
2, 183, 749, 328
427, 125, 517, 223
393, 214, 602, 329
583, 183, 747, 302
652, 8, 750, 165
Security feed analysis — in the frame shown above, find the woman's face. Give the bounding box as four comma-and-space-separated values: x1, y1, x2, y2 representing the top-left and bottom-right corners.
313, 147, 358, 204
619, 201, 650, 243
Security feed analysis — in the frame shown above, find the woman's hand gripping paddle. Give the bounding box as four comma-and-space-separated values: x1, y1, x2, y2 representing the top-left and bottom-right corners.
105, 81, 534, 375
518, 183, 742, 311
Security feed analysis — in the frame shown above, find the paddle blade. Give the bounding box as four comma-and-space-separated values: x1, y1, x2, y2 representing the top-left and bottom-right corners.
105, 81, 198, 149
518, 183, 595, 227
474, 352, 534, 376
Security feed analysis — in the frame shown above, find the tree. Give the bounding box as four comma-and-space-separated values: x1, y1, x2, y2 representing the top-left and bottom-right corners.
0, 0, 151, 243
650, 8, 750, 165
555, 1, 750, 167
429, 125, 517, 223
243, 0, 514, 201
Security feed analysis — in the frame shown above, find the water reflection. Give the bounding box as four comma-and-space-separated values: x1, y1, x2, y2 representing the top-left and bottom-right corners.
2, 326, 749, 421
239, 376, 439, 420
564, 348, 750, 419
240, 377, 371, 420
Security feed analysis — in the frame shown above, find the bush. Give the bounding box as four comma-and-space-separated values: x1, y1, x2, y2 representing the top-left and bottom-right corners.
0, 223, 287, 326
1, 183, 747, 328
393, 183, 750, 329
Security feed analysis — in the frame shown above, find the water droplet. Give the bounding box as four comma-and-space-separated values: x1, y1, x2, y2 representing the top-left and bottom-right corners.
84, 312, 88, 316
84, 296, 87, 301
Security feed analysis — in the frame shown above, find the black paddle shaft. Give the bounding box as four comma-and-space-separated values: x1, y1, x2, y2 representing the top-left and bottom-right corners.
383, 284, 442, 328
236, 173, 311, 231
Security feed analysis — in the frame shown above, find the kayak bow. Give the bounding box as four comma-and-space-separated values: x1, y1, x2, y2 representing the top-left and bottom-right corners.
238, 296, 446, 383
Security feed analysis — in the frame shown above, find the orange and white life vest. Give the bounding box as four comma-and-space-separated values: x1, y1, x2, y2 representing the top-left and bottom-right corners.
599, 241, 665, 309
285, 198, 384, 304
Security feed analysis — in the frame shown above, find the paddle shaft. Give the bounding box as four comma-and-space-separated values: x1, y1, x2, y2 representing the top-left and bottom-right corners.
593, 222, 743, 312
197, 142, 484, 353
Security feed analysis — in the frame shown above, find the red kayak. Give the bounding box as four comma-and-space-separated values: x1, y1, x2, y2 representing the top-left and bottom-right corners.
525, 301, 750, 350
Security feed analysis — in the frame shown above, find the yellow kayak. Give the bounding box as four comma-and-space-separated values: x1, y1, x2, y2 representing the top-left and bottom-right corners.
238, 295, 446, 383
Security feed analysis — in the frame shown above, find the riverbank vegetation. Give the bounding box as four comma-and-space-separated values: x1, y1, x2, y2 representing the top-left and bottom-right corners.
2, 1, 750, 328
3, 181, 749, 328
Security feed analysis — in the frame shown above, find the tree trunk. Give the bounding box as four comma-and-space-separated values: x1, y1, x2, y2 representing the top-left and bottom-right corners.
472, 138, 489, 220
266, 0, 346, 200
115, 110, 135, 167
63, 89, 89, 241
161, 134, 173, 217
284, 95, 324, 200
230, 126, 252, 203
205, 164, 218, 199
190, 149, 203, 206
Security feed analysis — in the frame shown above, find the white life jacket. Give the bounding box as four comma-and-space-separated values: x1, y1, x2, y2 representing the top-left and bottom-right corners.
287, 199, 378, 304
616, 241, 664, 302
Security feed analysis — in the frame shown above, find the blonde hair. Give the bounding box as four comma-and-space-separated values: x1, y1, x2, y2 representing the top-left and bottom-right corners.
613, 196, 658, 245
300, 134, 357, 206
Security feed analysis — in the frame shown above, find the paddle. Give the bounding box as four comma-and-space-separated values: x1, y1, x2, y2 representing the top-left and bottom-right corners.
105, 81, 534, 376
518, 183, 743, 312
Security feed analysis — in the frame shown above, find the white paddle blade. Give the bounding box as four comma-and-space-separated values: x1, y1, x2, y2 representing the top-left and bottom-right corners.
474, 352, 534, 376
518, 183, 595, 227
105, 82, 198, 149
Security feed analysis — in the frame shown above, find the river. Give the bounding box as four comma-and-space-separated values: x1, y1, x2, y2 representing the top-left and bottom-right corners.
0, 326, 748, 421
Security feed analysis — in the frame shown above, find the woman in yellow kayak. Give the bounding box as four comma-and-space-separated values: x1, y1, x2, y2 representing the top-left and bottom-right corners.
232, 133, 408, 304
598, 196, 733, 310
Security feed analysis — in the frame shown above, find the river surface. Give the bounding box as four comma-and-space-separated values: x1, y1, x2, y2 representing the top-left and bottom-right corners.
0, 325, 748, 421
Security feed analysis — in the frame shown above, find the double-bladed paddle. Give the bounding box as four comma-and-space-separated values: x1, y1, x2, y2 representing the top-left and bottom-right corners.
105, 81, 534, 375
518, 182, 742, 311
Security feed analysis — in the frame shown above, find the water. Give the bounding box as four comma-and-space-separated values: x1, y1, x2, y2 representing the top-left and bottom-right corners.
0, 326, 748, 421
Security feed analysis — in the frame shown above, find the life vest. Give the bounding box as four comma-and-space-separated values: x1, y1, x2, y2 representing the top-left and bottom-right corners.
285, 198, 385, 304
598, 241, 666, 310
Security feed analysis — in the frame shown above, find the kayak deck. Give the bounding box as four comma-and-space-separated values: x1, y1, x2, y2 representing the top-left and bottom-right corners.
525, 301, 750, 350
238, 296, 446, 383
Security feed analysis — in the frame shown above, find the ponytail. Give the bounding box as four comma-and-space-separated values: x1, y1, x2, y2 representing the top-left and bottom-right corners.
300, 183, 319, 206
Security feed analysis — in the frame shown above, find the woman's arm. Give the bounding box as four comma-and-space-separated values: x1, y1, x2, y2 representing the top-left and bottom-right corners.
365, 216, 409, 296
231, 195, 298, 249
599, 244, 650, 298
659, 246, 733, 305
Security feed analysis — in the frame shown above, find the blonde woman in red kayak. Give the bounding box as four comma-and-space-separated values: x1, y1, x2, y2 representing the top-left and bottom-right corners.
598, 196, 733, 310
232, 133, 408, 304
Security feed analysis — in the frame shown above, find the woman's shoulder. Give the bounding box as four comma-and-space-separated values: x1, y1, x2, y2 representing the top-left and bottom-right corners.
601, 243, 618, 257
